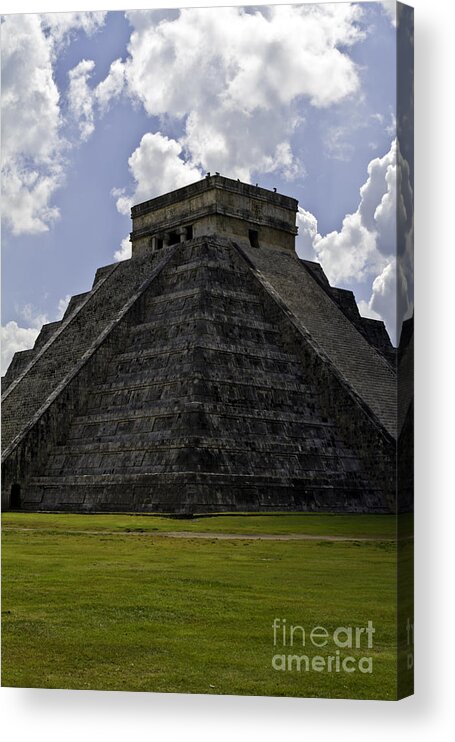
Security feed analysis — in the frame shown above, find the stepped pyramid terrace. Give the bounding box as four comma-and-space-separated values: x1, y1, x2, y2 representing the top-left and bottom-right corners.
2, 175, 399, 514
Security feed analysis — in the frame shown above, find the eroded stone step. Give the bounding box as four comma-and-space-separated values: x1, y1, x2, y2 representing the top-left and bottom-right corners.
113, 341, 297, 364
139, 291, 267, 323
96, 367, 308, 393
168, 258, 249, 276
27, 472, 377, 488
143, 287, 262, 307
66, 422, 335, 445
102, 367, 305, 390
69, 402, 332, 428
123, 331, 283, 356
50, 436, 354, 457
131, 324, 280, 344
84, 401, 322, 420
102, 350, 304, 381
128, 313, 278, 335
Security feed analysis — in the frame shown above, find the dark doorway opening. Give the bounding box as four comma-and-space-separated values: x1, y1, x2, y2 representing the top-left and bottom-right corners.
10, 483, 21, 509
168, 231, 180, 246
156, 238, 164, 250
249, 229, 259, 248
186, 225, 193, 240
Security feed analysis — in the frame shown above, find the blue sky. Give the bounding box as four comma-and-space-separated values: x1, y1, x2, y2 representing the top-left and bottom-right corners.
1, 2, 413, 372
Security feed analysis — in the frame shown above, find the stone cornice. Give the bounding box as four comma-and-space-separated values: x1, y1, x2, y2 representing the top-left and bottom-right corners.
130, 202, 298, 242
131, 174, 298, 219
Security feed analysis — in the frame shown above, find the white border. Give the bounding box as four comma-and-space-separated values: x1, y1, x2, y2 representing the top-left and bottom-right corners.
2, 1, 455, 740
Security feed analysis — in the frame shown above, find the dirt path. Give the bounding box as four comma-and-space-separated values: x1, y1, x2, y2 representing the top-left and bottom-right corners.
2, 526, 396, 541
159, 531, 395, 541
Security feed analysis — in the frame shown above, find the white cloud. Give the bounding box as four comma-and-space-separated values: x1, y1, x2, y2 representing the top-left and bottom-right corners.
56, 295, 71, 319
182, 107, 302, 183
103, 4, 365, 188
1, 14, 63, 235
114, 132, 202, 215
95, 58, 126, 112
368, 259, 397, 333
356, 299, 382, 321
1, 292, 84, 375
106, 3, 367, 260
41, 12, 107, 46
114, 237, 132, 263
357, 138, 399, 255
314, 210, 385, 284
66, 57, 126, 143
124, 5, 364, 116
359, 256, 412, 345
312, 140, 400, 286
1, 322, 39, 375
19, 304, 49, 329
113, 132, 202, 261
67, 59, 96, 141
1, 164, 63, 236
295, 139, 413, 344
1, 12, 107, 236
379, 2, 397, 27
296, 208, 318, 260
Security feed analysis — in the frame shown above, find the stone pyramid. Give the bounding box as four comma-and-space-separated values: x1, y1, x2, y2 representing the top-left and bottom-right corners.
2, 176, 397, 513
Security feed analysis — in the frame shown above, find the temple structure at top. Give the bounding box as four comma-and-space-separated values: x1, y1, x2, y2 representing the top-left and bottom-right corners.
130, 174, 299, 255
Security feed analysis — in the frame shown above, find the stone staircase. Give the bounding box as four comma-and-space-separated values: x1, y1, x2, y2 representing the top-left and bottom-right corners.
22, 239, 386, 512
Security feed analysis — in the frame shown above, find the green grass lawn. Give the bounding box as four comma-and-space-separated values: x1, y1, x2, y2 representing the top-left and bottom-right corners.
1, 510, 412, 538
1, 512, 411, 699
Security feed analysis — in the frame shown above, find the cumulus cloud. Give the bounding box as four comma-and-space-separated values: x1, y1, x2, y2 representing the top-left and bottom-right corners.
105, 4, 367, 259
113, 132, 202, 261
1, 322, 40, 376
114, 132, 202, 215
296, 208, 318, 260
95, 58, 126, 112
311, 140, 401, 282
67, 59, 96, 141
1, 12, 107, 236
357, 138, 399, 254
98, 3, 365, 197
368, 260, 397, 332
1, 15, 63, 234
360, 139, 414, 339
66, 56, 126, 143
356, 300, 382, 321
296, 139, 413, 344
313, 211, 384, 284
357, 255, 412, 344
1, 303, 47, 375
124, 5, 364, 117
41, 11, 107, 46
1, 293, 80, 375
114, 237, 132, 263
